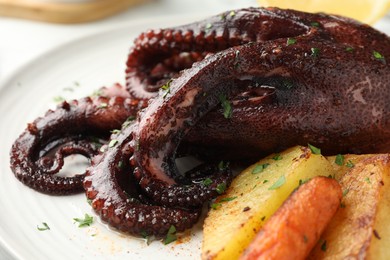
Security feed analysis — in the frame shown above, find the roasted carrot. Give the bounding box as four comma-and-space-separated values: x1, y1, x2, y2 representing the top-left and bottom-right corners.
240, 176, 342, 260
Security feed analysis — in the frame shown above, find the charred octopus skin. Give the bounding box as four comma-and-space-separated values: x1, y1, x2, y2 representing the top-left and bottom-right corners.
128, 7, 389, 230
10, 85, 145, 195
126, 7, 390, 159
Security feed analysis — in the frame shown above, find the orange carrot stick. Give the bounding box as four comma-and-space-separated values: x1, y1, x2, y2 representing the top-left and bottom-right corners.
240, 176, 342, 260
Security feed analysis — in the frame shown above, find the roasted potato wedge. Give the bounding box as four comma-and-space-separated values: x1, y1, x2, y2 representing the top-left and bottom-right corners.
309, 154, 390, 259
240, 177, 342, 260
202, 146, 335, 260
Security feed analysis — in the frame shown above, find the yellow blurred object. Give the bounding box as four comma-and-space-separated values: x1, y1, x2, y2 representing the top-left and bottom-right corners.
257, 0, 390, 24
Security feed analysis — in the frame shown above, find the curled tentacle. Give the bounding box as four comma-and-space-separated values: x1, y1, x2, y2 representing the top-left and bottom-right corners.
84, 124, 200, 237
10, 89, 144, 195
125, 7, 310, 99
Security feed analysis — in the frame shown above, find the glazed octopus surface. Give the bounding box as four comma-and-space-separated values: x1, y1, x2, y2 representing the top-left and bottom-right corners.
10, 7, 390, 237
10, 84, 145, 195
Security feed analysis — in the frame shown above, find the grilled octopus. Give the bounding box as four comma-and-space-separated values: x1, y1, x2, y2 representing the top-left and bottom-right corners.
10, 7, 390, 237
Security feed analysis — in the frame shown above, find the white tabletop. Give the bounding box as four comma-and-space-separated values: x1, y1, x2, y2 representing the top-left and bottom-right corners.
0, 1, 389, 259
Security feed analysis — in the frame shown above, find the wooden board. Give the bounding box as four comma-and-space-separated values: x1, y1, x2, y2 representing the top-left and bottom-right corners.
0, 0, 147, 24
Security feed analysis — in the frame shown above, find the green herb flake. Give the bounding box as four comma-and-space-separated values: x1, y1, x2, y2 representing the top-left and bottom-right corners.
161, 79, 172, 98
346, 160, 355, 168
108, 139, 118, 148
216, 183, 227, 194
342, 189, 349, 197
218, 160, 228, 170
87, 199, 92, 205
219, 94, 233, 119
346, 47, 354, 52
261, 216, 266, 221
73, 214, 93, 227
99, 103, 108, 109
164, 225, 177, 245
202, 178, 213, 186
111, 129, 121, 135
321, 240, 327, 252
287, 38, 297, 46
220, 196, 237, 202
335, 154, 345, 166
118, 160, 124, 169
37, 222, 50, 231
99, 146, 106, 153
299, 178, 310, 186
211, 203, 222, 210
205, 23, 213, 30
263, 179, 269, 184
308, 144, 321, 154
373, 50, 385, 62
365, 177, 371, 184
340, 202, 346, 208
53, 96, 65, 103
268, 175, 286, 190
311, 47, 320, 57
229, 11, 236, 17
310, 21, 320, 27
252, 163, 270, 174
272, 154, 282, 160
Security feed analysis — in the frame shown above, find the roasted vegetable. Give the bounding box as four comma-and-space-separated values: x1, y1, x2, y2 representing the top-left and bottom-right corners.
202, 146, 335, 260
309, 154, 390, 259
240, 177, 342, 260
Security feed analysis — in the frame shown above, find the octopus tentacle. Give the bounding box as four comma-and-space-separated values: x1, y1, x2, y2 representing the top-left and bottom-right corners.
125, 7, 311, 99
10, 91, 143, 195
131, 17, 390, 206
84, 124, 200, 237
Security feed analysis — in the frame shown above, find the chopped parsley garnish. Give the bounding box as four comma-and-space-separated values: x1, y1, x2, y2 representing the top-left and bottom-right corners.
310, 21, 320, 27
99, 146, 106, 153
161, 79, 172, 98
37, 222, 50, 231
373, 50, 385, 62
99, 103, 108, 109
202, 178, 213, 186
211, 203, 222, 210
164, 225, 177, 245
346, 47, 354, 52
111, 129, 121, 135
218, 160, 229, 171
287, 38, 297, 46
53, 96, 65, 103
118, 160, 124, 169
308, 144, 321, 154
205, 23, 213, 30
311, 47, 320, 57
263, 179, 269, 184
272, 154, 282, 160
219, 94, 233, 119
335, 154, 344, 166
229, 11, 236, 17
321, 240, 327, 251
108, 139, 118, 148
346, 160, 355, 168
252, 163, 270, 174
73, 214, 94, 227
268, 175, 286, 190
365, 177, 371, 184
342, 189, 349, 197
220, 196, 237, 202
216, 183, 227, 194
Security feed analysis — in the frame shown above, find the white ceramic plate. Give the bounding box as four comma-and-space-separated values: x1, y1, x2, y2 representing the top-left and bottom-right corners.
0, 15, 206, 260
0, 14, 389, 260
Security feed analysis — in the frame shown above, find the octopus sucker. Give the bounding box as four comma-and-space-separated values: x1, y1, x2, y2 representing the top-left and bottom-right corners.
10, 85, 143, 195
9, 7, 390, 237
84, 123, 201, 237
